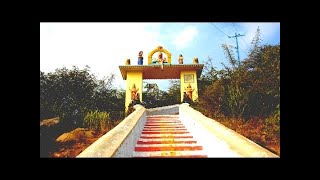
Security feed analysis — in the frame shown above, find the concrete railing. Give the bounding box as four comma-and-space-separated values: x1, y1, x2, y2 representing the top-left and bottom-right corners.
77, 104, 146, 158
146, 104, 180, 116
179, 103, 279, 157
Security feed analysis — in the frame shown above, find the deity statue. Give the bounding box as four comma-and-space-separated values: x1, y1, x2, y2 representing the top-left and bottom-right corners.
157, 52, 163, 63
178, 54, 184, 64
135, 93, 140, 101
156, 52, 167, 70
155, 52, 167, 63
182, 92, 191, 103
138, 51, 143, 65
129, 83, 139, 100
184, 83, 194, 101
193, 57, 199, 64
125, 59, 131, 65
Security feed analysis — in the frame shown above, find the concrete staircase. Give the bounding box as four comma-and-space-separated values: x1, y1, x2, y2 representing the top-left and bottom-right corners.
77, 104, 278, 158
133, 115, 207, 158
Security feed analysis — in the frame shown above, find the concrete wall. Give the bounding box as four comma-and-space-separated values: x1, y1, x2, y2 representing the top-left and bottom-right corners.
146, 104, 180, 116
179, 103, 279, 157
77, 105, 146, 158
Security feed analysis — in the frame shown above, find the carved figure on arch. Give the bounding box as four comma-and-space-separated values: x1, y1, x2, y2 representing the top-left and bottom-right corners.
129, 83, 139, 101
184, 83, 194, 101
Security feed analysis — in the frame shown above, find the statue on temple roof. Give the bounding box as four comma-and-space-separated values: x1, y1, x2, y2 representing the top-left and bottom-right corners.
178, 54, 184, 64
157, 52, 167, 63
138, 51, 143, 65
193, 57, 199, 64
125, 59, 131, 65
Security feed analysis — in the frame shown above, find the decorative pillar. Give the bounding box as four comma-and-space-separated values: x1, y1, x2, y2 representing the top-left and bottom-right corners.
125, 71, 143, 113
180, 70, 199, 102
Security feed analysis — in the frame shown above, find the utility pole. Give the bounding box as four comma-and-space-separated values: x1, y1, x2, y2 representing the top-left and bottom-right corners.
228, 32, 245, 61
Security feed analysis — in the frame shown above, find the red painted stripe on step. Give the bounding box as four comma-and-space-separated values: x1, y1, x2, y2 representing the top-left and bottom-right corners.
147, 118, 178, 119
147, 118, 179, 120
135, 146, 203, 151
144, 124, 184, 126
147, 119, 180, 121
146, 121, 180, 122
142, 131, 189, 134
137, 140, 197, 144
147, 120, 180, 121
148, 118, 178, 119
147, 116, 179, 119
146, 120, 180, 121
144, 125, 184, 127
146, 122, 182, 124
145, 124, 184, 126
144, 126, 186, 128
144, 125, 185, 127
139, 136, 193, 139
136, 155, 208, 158
142, 129, 188, 131
145, 122, 181, 124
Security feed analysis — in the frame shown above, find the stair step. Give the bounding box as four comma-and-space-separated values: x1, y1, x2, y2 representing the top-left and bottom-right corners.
137, 140, 197, 144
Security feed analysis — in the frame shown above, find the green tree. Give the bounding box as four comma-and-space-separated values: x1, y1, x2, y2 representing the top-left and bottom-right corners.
166, 80, 181, 104
194, 27, 279, 119
40, 66, 124, 132
244, 44, 280, 118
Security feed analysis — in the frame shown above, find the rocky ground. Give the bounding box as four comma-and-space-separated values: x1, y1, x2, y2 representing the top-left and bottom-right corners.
51, 128, 106, 158
48, 120, 122, 158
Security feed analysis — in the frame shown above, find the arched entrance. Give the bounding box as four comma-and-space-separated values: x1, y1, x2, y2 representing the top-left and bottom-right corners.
119, 46, 204, 113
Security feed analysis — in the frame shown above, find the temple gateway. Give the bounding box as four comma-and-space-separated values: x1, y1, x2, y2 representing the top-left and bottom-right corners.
119, 46, 204, 113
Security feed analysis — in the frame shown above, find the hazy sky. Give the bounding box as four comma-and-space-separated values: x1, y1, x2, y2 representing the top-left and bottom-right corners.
40, 22, 280, 91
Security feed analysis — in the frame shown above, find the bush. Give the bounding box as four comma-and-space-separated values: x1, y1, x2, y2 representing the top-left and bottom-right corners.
265, 104, 280, 137
83, 110, 111, 132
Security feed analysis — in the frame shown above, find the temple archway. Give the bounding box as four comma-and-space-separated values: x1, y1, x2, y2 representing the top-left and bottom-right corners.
119, 46, 203, 114
148, 46, 172, 64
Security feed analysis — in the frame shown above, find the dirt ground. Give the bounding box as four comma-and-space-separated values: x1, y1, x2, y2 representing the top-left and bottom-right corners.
50, 131, 105, 158
50, 120, 122, 158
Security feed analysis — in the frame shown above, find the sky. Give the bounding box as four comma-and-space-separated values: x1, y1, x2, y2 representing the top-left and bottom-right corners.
40, 22, 280, 91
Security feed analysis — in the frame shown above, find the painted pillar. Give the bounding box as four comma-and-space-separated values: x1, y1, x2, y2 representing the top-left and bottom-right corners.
180, 71, 199, 102
125, 71, 143, 112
